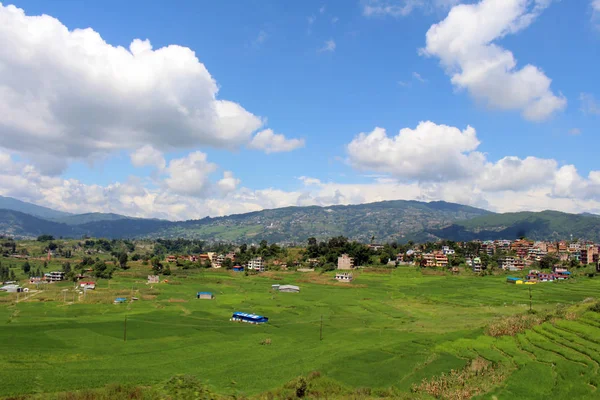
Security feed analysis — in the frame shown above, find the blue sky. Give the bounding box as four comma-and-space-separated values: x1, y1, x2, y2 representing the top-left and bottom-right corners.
0, 0, 599, 219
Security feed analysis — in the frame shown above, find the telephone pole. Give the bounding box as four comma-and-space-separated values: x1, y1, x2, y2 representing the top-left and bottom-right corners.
529, 286, 532, 312
124, 316, 127, 342
319, 315, 323, 341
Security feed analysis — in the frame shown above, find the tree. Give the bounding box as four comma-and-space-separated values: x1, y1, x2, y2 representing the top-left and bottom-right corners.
9, 269, 16, 281
540, 254, 559, 270
21, 261, 31, 274
62, 262, 71, 274
569, 258, 580, 269
37, 235, 54, 242
93, 261, 113, 279
239, 244, 247, 254
163, 265, 172, 276
222, 258, 233, 270
151, 257, 163, 274
119, 252, 129, 269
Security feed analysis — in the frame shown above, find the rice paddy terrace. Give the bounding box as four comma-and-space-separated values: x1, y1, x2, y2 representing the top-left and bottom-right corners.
2, 267, 600, 399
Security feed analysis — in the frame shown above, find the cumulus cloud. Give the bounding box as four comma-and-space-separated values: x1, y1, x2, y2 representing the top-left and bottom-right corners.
0, 4, 299, 173
347, 121, 483, 181
3, 145, 600, 221
345, 120, 600, 201
477, 156, 557, 191
362, 0, 461, 17
248, 129, 305, 153
217, 171, 241, 195
130, 145, 166, 170
163, 152, 218, 197
422, 0, 566, 121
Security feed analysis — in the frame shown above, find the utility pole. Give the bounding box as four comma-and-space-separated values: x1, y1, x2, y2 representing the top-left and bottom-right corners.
529, 286, 532, 312
124, 316, 127, 342
319, 315, 323, 341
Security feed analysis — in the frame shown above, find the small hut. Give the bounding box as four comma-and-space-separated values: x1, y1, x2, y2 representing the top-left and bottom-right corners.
197, 292, 214, 300
233, 266, 244, 272
114, 297, 127, 304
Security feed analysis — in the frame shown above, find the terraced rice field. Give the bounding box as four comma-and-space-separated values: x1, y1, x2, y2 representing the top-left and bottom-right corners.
1, 267, 600, 399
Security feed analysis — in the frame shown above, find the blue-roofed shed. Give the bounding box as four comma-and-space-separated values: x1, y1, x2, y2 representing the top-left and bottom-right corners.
506, 277, 523, 283
197, 292, 214, 299
231, 311, 268, 324
233, 266, 244, 272
114, 297, 127, 303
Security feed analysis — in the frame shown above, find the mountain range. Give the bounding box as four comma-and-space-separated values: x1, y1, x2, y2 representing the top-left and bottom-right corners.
0, 196, 599, 243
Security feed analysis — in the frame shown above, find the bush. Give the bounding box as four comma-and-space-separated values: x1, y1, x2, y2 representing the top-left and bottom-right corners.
163, 374, 217, 400
590, 302, 600, 313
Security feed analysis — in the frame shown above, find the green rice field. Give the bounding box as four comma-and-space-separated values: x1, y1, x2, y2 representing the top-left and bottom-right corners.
2, 267, 600, 399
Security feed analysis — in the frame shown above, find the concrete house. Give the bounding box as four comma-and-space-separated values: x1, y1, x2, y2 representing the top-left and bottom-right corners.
337, 254, 354, 270
335, 272, 353, 282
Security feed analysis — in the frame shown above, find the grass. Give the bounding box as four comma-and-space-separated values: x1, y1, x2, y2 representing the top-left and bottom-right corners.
2, 261, 600, 399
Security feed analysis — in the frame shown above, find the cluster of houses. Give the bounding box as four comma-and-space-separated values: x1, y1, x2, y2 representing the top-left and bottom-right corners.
401, 239, 600, 273
507, 267, 571, 284
166, 252, 268, 272
28, 271, 66, 285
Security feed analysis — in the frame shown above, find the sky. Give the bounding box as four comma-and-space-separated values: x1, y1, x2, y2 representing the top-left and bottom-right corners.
0, 0, 599, 220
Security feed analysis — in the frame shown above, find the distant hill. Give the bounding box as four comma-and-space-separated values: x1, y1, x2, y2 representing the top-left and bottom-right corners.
0, 199, 490, 242
0, 195, 72, 219
53, 213, 133, 225
0, 209, 77, 238
2, 195, 599, 243
428, 210, 600, 242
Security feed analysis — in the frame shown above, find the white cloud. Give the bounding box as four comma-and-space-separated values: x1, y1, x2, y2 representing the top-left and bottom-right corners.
347, 121, 600, 200
347, 121, 483, 181
163, 152, 217, 197
594, 0, 600, 13
248, 129, 305, 153
299, 176, 323, 186
362, 0, 461, 17
217, 171, 241, 195
580, 93, 600, 115
130, 145, 166, 170
319, 39, 337, 52
568, 128, 581, 136
4, 146, 600, 221
308, 15, 316, 24
0, 4, 277, 173
320, 5, 326, 14
422, 0, 566, 121
332, 16, 339, 23
412, 72, 427, 83
478, 156, 557, 191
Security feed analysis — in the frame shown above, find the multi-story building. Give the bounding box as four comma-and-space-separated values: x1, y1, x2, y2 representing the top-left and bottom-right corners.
580, 245, 599, 265
472, 257, 482, 273
337, 254, 354, 270
248, 257, 265, 272
434, 253, 448, 267
44, 271, 65, 282
442, 246, 455, 256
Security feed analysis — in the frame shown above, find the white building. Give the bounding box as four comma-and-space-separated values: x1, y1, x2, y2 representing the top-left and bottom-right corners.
442, 246, 455, 256
44, 271, 65, 282
248, 257, 265, 272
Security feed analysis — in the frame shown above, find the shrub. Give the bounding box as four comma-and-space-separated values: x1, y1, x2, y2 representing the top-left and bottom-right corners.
486, 314, 543, 337
590, 302, 600, 313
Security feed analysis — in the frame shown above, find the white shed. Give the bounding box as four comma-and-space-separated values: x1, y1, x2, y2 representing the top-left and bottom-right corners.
278, 285, 300, 293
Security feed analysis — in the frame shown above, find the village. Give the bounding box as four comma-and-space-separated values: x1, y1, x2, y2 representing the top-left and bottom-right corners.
2, 237, 599, 295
